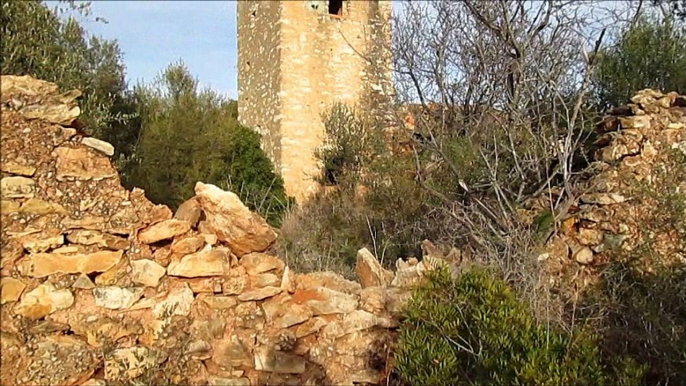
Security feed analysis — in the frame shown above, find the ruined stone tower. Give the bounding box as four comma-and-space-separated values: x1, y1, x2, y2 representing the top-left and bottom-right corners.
237, 0, 393, 202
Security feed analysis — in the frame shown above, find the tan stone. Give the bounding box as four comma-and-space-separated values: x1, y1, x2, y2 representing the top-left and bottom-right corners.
73, 273, 95, 289
19, 233, 64, 253
359, 286, 386, 315
194, 182, 277, 256
578, 227, 604, 246
66, 230, 128, 250
581, 193, 627, 205
16, 334, 98, 386
294, 287, 358, 315
138, 219, 191, 244
294, 316, 327, 338
18, 250, 123, 278
212, 335, 252, 368
1, 161, 36, 176
201, 295, 239, 309
95, 257, 129, 286
207, 377, 250, 386
1, 200, 20, 213
93, 286, 143, 310
168, 249, 231, 278
171, 236, 205, 254
152, 283, 194, 318
254, 347, 306, 374
15, 282, 74, 319
130, 259, 166, 287
237, 286, 281, 301
104, 346, 164, 381
174, 196, 203, 227
274, 303, 312, 328
294, 271, 362, 294
81, 137, 114, 156
1, 176, 35, 198
19, 198, 67, 215
240, 252, 285, 276
54, 146, 117, 181
573, 246, 595, 265
0, 277, 26, 304
253, 272, 280, 287
355, 247, 392, 288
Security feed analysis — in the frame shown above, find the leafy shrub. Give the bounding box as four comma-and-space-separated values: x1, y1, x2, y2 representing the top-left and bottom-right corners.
278, 104, 444, 276
593, 15, 686, 109
395, 267, 645, 386
125, 62, 291, 226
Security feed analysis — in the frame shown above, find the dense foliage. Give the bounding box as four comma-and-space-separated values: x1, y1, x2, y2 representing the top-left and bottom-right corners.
395, 268, 645, 386
125, 63, 291, 225
593, 16, 686, 108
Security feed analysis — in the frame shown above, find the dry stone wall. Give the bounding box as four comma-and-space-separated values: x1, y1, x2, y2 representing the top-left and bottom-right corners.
0, 76, 439, 386
525, 89, 686, 293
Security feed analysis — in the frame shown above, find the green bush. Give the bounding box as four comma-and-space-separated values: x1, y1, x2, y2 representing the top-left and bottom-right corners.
395, 267, 645, 386
593, 15, 686, 109
125, 62, 291, 226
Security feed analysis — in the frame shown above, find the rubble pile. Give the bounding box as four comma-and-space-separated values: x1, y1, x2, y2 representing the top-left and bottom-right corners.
527, 89, 686, 290
0, 75, 445, 386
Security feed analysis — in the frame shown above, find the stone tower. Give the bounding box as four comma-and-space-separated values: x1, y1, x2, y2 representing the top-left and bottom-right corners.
237, 0, 393, 202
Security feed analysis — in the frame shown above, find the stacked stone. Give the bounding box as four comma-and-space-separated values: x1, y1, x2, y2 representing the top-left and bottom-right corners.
535, 89, 686, 289
0, 75, 445, 386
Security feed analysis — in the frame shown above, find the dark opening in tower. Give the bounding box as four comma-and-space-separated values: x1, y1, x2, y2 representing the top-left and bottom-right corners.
328, 0, 343, 16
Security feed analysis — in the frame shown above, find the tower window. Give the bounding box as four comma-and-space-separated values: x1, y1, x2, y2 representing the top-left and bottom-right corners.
328, 0, 343, 16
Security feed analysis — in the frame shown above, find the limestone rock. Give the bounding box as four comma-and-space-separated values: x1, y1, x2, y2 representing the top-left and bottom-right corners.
212, 335, 252, 368
20, 198, 67, 215
138, 219, 191, 244
171, 236, 205, 254
105, 346, 164, 381
355, 248, 392, 288
73, 273, 96, 289
66, 230, 128, 250
15, 282, 74, 319
580, 193, 627, 205
0, 277, 26, 304
1, 176, 35, 198
254, 347, 306, 374
16, 335, 98, 386
1, 161, 36, 176
295, 287, 358, 315
81, 137, 114, 156
18, 250, 123, 278
194, 182, 277, 256
201, 295, 238, 310
237, 286, 281, 301
168, 249, 231, 278
152, 283, 194, 318
573, 247, 595, 265
19, 233, 64, 253
174, 196, 203, 227
130, 259, 166, 287
93, 287, 143, 310
54, 147, 117, 181
240, 252, 285, 275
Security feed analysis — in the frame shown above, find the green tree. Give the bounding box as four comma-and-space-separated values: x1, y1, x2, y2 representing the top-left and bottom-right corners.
126, 62, 290, 225
593, 16, 686, 108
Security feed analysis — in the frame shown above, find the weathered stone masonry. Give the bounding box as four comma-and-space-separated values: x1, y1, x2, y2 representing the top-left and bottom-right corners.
237, 0, 393, 202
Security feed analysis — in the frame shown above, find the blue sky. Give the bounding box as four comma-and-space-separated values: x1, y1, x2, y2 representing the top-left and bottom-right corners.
83, 1, 238, 99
